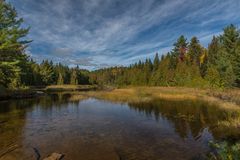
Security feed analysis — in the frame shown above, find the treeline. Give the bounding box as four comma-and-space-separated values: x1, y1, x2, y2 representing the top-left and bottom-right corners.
25, 60, 90, 86
89, 25, 240, 88
0, 1, 89, 88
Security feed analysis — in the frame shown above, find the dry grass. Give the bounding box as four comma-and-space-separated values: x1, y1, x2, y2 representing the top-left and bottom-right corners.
213, 117, 240, 139
81, 87, 240, 110
45, 85, 96, 91
80, 87, 240, 137
207, 89, 240, 105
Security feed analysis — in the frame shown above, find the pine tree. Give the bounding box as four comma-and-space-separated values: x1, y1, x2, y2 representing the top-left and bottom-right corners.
0, 1, 31, 88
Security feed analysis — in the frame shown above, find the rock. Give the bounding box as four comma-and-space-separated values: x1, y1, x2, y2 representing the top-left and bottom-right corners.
43, 153, 64, 160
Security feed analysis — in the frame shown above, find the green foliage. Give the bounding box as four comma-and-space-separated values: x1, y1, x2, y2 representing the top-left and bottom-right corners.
221, 24, 240, 86
235, 45, 240, 86
205, 65, 223, 88
0, 1, 31, 88
0, 1, 30, 51
208, 141, 240, 160
40, 60, 55, 85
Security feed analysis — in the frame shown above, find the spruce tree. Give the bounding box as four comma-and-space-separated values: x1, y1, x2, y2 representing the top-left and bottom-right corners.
221, 24, 240, 86
188, 37, 202, 66
169, 35, 188, 69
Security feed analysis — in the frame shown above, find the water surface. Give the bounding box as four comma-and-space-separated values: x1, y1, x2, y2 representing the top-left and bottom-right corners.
0, 93, 237, 160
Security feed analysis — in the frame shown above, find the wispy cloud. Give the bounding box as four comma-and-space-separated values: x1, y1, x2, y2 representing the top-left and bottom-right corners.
8, 0, 240, 69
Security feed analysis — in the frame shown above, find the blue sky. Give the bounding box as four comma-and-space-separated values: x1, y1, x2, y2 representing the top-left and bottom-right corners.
8, 0, 240, 70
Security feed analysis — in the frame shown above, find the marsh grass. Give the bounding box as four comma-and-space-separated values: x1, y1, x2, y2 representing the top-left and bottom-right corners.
81, 87, 240, 109
214, 117, 240, 140
79, 87, 240, 139
45, 85, 97, 92
208, 141, 240, 160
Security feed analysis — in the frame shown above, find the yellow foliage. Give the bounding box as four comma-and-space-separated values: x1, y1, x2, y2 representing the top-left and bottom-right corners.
200, 50, 207, 65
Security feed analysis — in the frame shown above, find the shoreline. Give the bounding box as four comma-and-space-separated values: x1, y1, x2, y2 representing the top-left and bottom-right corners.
0, 85, 98, 101
80, 87, 240, 110
1, 86, 239, 109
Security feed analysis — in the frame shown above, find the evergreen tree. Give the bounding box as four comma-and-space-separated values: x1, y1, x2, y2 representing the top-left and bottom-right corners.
221, 24, 239, 61
221, 24, 240, 86
0, 1, 31, 88
235, 43, 240, 86
208, 36, 220, 66
188, 37, 202, 66
40, 60, 55, 85
206, 38, 235, 88
169, 35, 188, 69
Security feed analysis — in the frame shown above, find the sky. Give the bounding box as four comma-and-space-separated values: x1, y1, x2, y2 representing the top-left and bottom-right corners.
7, 0, 240, 70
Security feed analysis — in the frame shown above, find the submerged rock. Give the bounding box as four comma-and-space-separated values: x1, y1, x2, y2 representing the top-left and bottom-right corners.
43, 153, 64, 160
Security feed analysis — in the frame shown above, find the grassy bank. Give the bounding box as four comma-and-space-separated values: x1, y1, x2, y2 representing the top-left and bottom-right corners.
45, 85, 98, 92
81, 87, 240, 109
0, 85, 97, 101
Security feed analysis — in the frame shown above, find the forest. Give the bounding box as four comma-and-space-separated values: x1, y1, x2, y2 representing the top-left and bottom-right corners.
89, 27, 240, 88
0, 1, 240, 90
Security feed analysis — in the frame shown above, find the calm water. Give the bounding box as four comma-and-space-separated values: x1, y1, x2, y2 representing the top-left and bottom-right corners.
0, 93, 238, 160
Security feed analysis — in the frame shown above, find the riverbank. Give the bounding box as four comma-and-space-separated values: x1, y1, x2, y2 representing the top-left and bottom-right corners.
0, 85, 98, 101
81, 87, 240, 109
45, 85, 98, 92
1, 86, 239, 108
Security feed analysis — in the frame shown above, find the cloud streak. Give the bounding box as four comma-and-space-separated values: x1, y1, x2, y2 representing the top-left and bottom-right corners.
8, 0, 240, 69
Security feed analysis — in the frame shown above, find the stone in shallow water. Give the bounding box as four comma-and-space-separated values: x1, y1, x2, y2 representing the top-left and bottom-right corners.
43, 153, 64, 160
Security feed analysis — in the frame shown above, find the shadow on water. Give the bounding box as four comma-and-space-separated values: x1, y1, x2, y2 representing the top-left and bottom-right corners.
0, 93, 239, 160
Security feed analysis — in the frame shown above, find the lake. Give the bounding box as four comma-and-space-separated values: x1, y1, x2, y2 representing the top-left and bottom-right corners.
0, 93, 238, 160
